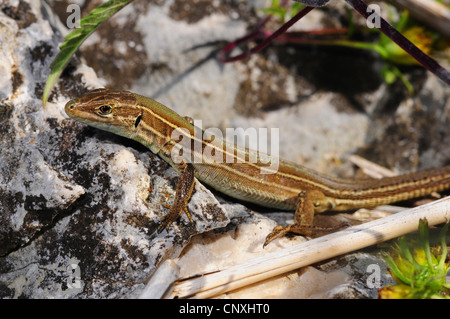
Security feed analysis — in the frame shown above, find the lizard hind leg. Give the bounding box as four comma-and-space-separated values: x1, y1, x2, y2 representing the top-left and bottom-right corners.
263, 190, 330, 247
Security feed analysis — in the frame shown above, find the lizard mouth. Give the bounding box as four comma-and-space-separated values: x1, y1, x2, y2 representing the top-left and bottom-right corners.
64, 100, 99, 125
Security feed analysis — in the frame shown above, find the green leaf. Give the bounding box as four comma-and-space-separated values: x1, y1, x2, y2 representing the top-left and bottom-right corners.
381, 65, 397, 84
260, 0, 287, 21
438, 222, 449, 269
419, 218, 434, 269
260, 7, 287, 20
380, 64, 414, 95
291, 3, 306, 18
42, 0, 134, 105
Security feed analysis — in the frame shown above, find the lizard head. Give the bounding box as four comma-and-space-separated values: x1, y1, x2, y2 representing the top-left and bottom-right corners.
65, 88, 143, 139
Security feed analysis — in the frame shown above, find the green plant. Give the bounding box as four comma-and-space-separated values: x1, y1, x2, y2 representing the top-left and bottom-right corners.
379, 219, 450, 299
42, 0, 133, 105
260, 0, 305, 22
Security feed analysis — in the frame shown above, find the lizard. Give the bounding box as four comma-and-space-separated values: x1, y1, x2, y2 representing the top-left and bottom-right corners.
65, 88, 450, 246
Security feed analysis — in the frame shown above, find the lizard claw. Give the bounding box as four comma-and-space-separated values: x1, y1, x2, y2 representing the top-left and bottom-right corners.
157, 216, 172, 233
263, 225, 292, 248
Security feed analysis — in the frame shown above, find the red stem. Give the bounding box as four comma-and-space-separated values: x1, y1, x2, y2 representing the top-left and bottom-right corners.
217, 6, 315, 63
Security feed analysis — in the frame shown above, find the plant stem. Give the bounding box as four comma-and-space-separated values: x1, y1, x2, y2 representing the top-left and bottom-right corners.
345, 0, 450, 86
217, 6, 315, 63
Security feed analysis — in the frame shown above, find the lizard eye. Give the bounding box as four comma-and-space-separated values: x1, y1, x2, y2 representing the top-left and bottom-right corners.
98, 105, 112, 114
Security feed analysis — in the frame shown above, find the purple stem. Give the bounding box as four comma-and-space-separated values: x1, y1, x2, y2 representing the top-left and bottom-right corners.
345, 0, 450, 86
217, 6, 315, 63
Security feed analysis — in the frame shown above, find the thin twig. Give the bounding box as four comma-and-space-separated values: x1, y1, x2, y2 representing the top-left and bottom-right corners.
349, 154, 396, 178
217, 6, 315, 63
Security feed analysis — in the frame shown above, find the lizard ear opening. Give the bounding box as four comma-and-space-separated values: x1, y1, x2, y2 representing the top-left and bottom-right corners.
134, 114, 142, 128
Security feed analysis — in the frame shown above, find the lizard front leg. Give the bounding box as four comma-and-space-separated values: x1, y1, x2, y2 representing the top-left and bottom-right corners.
263, 189, 335, 247
157, 163, 196, 232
